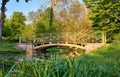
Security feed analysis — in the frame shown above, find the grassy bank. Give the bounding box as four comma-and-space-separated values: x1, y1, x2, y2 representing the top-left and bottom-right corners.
3, 42, 120, 77
0, 42, 23, 53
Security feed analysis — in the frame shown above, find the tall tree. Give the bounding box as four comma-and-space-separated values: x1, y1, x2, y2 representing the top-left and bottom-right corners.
35, 7, 61, 34
28, 9, 42, 23
0, 0, 31, 42
10, 12, 26, 40
22, 24, 34, 38
0, 0, 9, 42
28, 9, 42, 31
54, 0, 92, 33
83, 0, 120, 41
49, 0, 55, 32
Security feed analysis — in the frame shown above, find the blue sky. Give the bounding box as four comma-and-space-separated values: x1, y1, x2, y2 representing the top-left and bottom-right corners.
0, 0, 83, 18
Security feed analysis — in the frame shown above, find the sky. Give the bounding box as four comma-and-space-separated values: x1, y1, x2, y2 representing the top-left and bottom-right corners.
0, 0, 83, 18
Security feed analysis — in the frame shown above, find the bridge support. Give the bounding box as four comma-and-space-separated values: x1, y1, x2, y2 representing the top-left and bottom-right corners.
26, 47, 33, 57
25, 38, 33, 57
19, 36, 22, 44
85, 43, 103, 53
102, 32, 106, 45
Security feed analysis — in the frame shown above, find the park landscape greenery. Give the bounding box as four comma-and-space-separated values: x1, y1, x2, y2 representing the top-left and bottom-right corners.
0, 0, 120, 77
1, 42, 120, 77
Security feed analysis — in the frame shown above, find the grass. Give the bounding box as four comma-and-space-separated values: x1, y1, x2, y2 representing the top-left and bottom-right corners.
0, 69, 2, 77
2, 42, 120, 77
46, 47, 65, 53
0, 42, 25, 75
0, 42, 24, 53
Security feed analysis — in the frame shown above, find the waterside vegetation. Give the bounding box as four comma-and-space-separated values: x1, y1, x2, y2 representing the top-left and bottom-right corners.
2, 42, 120, 77
0, 42, 23, 53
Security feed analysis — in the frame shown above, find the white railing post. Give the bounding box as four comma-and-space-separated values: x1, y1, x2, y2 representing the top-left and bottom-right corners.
49, 33, 52, 44
19, 36, 22, 44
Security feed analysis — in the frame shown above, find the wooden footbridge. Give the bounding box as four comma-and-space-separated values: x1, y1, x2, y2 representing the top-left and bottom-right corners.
18, 32, 106, 53
19, 32, 105, 52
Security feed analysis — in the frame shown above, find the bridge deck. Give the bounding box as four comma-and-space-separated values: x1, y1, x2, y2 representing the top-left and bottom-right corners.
33, 42, 85, 50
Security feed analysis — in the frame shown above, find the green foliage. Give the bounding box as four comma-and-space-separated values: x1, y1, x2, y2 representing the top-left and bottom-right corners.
114, 33, 120, 41
76, 48, 85, 54
83, 0, 120, 41
4, 43, 120, 77
3, 12, 26, 41
22, 24, 34, 37
0, 70, 2, 77
0, 0, 31, 42
28, 9, 41, 22
3, 19, 12, 37
35, 7, 61, 34
0, 42, 23, 52
46, 47, 65, 53
28, 0, 92, 36
10, 12, 26, 37
54, 0, 92, 33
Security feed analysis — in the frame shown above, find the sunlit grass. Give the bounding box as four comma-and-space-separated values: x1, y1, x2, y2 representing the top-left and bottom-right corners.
0, 42, 23, 52
3, 42, 120, 77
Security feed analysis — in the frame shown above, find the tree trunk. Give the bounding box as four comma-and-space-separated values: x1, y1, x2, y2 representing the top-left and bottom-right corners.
0, 15, 4, 42
49, 0, 54, 32
52, 0, 54, 9
0, 0, 8, 42
0, 23, 2, 42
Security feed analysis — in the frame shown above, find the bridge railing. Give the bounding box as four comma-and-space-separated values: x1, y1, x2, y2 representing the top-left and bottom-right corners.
33, 32, 102, 46
19, 32, 103, 46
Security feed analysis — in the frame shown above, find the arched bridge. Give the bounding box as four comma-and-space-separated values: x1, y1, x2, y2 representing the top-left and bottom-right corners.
31, 32, 104, 52
34, 42, 86, 50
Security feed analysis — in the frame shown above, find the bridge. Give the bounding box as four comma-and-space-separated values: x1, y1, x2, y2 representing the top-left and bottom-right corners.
28, 32, 105, 53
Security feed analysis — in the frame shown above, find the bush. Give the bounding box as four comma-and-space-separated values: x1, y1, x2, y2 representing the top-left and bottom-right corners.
114, 33, 120, 41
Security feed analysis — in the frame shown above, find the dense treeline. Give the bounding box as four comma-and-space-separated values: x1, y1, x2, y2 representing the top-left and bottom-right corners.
3, 0, 92, 42
3, 12, 26, 41
2, 0, 120, 42
83, 0, 120, 42
0, 0, 31, 42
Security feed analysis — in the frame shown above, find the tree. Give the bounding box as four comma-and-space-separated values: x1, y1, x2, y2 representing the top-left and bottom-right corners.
22, 24, 34, 38
28, 0, 92, 34
28, 9, 42, 23
10, 12, 26, 41
83, 0, 120, 42
54, 0, 92, 33
0, 0, 31, 42
28, 9, 42, 31
3, 18, 12, 39
49, 0, 54, 32
35, 7, 61, 34
3, 12, 26, 41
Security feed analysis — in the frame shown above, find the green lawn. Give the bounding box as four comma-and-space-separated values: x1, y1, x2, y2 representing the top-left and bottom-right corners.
0, 42, 24, 53
3, 42, 120, 77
